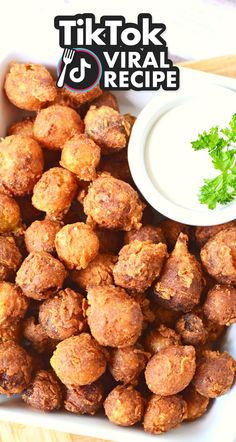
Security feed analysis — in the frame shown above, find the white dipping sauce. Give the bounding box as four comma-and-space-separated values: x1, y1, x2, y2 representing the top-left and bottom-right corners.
145, 86, 236, 211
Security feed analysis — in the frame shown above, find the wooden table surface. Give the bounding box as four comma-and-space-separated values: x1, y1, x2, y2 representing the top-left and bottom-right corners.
1, 54, 236, 442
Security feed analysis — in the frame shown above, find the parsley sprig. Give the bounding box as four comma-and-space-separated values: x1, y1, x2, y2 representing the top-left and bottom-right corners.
191, 113, 236, 209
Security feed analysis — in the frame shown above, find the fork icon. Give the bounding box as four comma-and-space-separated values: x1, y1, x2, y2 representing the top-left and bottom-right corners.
57, 48, 75, 88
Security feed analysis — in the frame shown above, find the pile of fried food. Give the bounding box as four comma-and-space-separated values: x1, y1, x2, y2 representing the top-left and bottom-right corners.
0, 61, 235, 435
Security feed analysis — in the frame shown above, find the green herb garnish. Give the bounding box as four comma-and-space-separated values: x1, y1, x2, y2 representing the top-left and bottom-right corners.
191, 113, 236, 209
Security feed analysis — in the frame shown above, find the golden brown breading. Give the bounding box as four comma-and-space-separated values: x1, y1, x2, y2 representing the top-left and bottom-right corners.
71, 253, 117, 290
50, 333, 107, 388
83, 173, 145, 231
60, 134, 101, 181
64, 381, 104, 415
91, 91, 119, 111
175, 313, 207, 345
22, 317, 56, 354
144, 325, 181, 355
0, 194, 22, 233
181, 385, 209, 421
4, 63, 56, 111
159, 219, 190, 249
0, 236, 22, 281
113, 240, 167, 292
155, 233, 203, 312
145, 345, 196, 395
200, 228, 236, 284
124, 224, 166, 245
0, 282, 28, 342
203, 284, 236, 326
24, 219, 61, 254
22, 369, 62, 411
104, 385, 144, 426
33, 105, 84, 150
192, 350, 235, 398
32, 167, 78, 220
0, 135, 44, 196
87, 285, 143, 347
16, 251, 67, 300
0, 341, 32, 395
195, 222, 236, 247
55, 85, 102, 108
109, 345, 149, 385
153, 304, 181, 328
8, 117, 35, 138
143, 394, 187, 434
55, 222, 99, 270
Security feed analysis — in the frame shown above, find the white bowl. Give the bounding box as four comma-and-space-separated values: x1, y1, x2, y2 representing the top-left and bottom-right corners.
0, 54, 235, 442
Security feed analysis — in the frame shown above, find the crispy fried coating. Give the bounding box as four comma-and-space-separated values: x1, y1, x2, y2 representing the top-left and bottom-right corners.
159, 219, 190, 248
71, 254, 117, 290
64, 381, 104, 415
104, 385, 144, 426
124, 113, 136, 129
84, 105, 131, 154
83, 174, 144, 231
176, 314, 207, 345
60, 134, 101, 181
155, 234, 203, 312
16, 251, 67, 300
55, 85, 102, 108
0, 236, 22, 281
195, 222, 236, 247
192, 306, 225, 343
91, 91, 119, 111
181, 385, 209, 421
32, 167, 78, 220
87, 285, 143, 347
113, 240, 167, 292
203, 284, 236, 326
0, 194, 21, 233
145, 345, 196, 395
33, 105, 84, 150
109, 345, 149, 385
131, 292, 155, 329
192, 350, 235, 398
124, 225, 166, 245
98, 149, 133, 184
8, 117, 35, 138
0, 282, 28, 342
39, 288, 86, 341
24, 219, 61, 254
22, 369, 62, 411
145, 325, 181, 355
22, 317, 55, 353
0, 135, 43, 196
153, 304, 181, 328
200, 228, 236, 284
143, 394, 187, 434
50, 333, 107, 387
96, 228, 123, 254
4, 63, 56, 111
0, 341, 32, 395
55, 222, 99, 270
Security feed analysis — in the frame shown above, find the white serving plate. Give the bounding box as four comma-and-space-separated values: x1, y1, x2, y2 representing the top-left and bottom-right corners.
0, 52, 236, 442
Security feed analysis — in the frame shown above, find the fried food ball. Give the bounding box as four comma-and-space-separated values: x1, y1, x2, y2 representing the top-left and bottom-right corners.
96, 228, 123, 254
159, 219, 190, 248
143, 394, 187, 434
64, 381, 104, 415
87, 285, 143, 347
145, 345, 196, 395
98, 149, 133, 184
0, 135, 44, 196
192, 350, 235, 398
16, 251, 67, 300
155, 234, 203, 312
22, 369, 62, 411
0, 194, 21, 234
32, 167, 78, 220
195, 221, 236, 247
60, 134, 101, 181
0, 282, 28, 342
39, 288, 86, 341
84, 105, 131, 154
91, 91, 119, 111
192, 305, 225, 343
55, 85, 102, 108
153, 304, 181, 328
22, 317, 56, 353
0, 341, 32, 395
181, 385, 209, 421
71, 254, 117, 290
50, 333, 107, 388
4, 62, 56, 111
0, 236, 22, 281
8, 117, 35, 137
109, 345, 149, 385
145, 325, 181, 355
24, 219, 61, 254
176, 314, 207, 345
104, 385, 144, 426
124, 224, 166, 245
83, 174, 144, 231
113, 240, 167, 292
55, 222, 99, 270
200, 228, 236, 284
203, 284, 236, 326
33, 105, 84, 150
131, 292, 155, 329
